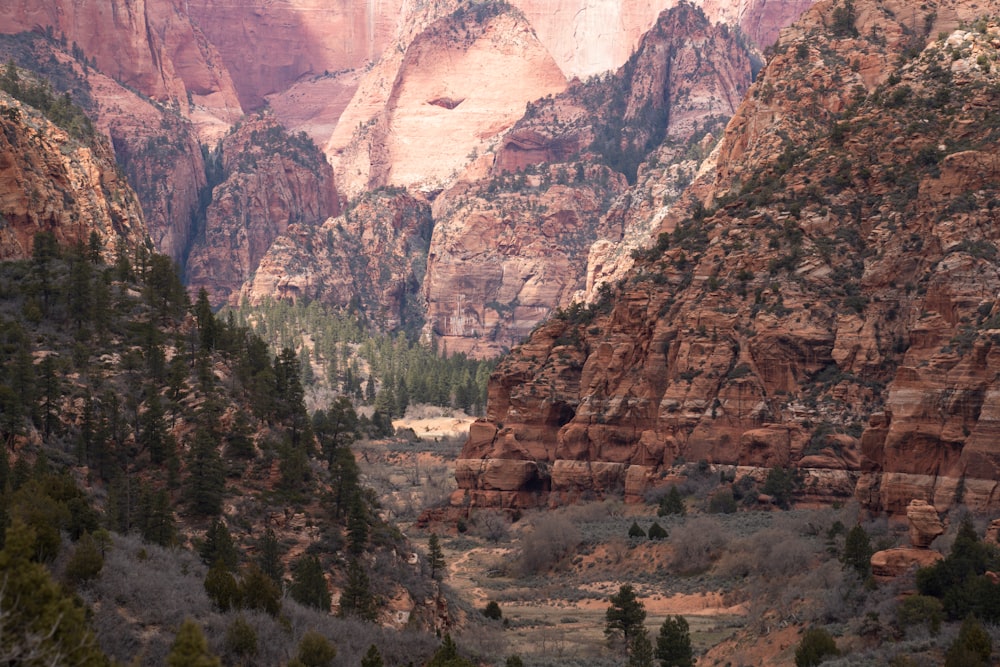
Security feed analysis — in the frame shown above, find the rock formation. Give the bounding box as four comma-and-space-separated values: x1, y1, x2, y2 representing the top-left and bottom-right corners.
241, 189, 432, 331
421, 3, 756, 357
0, 92, 148, 261
456, 0, 1000, 513
871, 499, 945, 578
185, 114, 339, 306
0, 0, 243, 139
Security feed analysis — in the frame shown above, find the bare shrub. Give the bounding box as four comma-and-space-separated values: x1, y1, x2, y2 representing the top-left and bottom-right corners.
669, 516, 727, 574
473, 510, 510, 543
517, 515, 582, 575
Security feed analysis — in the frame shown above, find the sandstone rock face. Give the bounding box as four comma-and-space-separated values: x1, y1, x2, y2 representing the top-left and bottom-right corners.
870, 547, 944, 579
0, 93, 149, 261
328, 4, 568, 199
456, 0, 1000, 512
907, 499, 944, 549
241, 189, 432, 330
422, 4, 754, 358
185, 114, 338, 306
422, 164, 627, 357
0, 0, 243, 139
185, 0, 404, 110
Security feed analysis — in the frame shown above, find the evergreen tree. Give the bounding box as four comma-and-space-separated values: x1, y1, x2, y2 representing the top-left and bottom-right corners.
166, 618, 221, 667
186, 425, 225, 516
658, 486, 685, 516
257, 527, 284, 585
605, 583, 646, 647
224, 615, 258, 664
628, 628, 654, 667
290, 554, 331, 611
361, 644, 384, 667
629, 521, 647, 539
204, 563, 240, 612
794, 627, 839, 667
945, 615, 992, 667
338, 559, 377, 621
237, 563, 282, 616
426, 634, 474, 667
193, 288, 217, 351
199, 519, 239, 570
428, 532, 446, 580
648, 522, 668, 540
655, 615, 693, 667
0, 519, 109, 666
346, 495, 369, 555
295, 631, 336, 667
842, 524, 873, 579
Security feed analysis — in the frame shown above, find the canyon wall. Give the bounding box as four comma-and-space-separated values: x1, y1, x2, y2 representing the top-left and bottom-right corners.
0, 92, 148, 261
456, 0, 1000, 514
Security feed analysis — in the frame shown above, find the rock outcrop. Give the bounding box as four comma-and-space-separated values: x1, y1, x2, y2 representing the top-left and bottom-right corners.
421, 4, 756, 357
456, 0, 1000, 512
871, 499, 945, 578
0, 0, 243, 139
326, 2, 569, 199
185, 114, 339, 306
0, 92, 148, 261
241, 189, 432, 331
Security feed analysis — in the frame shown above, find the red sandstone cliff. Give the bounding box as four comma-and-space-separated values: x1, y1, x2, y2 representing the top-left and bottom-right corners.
421, 3, 755, 358
0, 92, 148, 260
240, 189, 432, 332
184, 114, 339, 307
0, 0, 243, 140
457, 0, 1000, 514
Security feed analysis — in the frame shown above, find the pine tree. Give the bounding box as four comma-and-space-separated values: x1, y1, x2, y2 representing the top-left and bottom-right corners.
658, 486, 685, 516
290, 554, 331, 611
628, 628, 654, 667
257, 527, 284, 585
200, 519, 239, 570
0, 519, 109, 666
186, 425, 225, 516
842, 524, 873, 579
428, 532, 446, 580
338, 559, 377, 621
361, 644, 384, 667
295, 631, 336, 667
204, 563, 240, 612
237, 563, 282, 616
605, 583, 646, 647
166, 618, 221, 667
655, 615, 693, 667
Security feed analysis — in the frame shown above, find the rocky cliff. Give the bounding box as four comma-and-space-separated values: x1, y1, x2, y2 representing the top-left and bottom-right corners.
326, 2, 569, 199
240, 188, 432, 332
421, 3, 755, 357
457, 0, 1000, 514
0, 91, 148, 261
184, 114, 339, 306
0, 0, 243, 140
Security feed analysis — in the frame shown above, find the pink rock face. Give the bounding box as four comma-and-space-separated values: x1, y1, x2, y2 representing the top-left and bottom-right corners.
907, 500, 944, 549
185, 0, 404, 110
0, 0, 243, 136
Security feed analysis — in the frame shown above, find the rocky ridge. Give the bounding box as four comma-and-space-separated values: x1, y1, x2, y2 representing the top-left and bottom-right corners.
456, 0, 1000, 514
185, 114, 339, 306
241, 188, 433, 332
0, 91, 148, 260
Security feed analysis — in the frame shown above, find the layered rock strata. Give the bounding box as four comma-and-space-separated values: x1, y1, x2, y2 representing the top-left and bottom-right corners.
241, 189, 432, 331
0, 93, 148, 261
457, 0, 1000, 513
185, 114, 339, 306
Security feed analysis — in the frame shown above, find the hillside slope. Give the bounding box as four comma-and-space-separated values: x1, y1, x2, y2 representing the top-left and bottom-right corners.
457, 0, 1000, 515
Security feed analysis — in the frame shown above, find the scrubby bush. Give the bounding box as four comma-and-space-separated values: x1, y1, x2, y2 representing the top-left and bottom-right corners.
670, 517, 727, 574
517, 515, 582, 575
795, 627, 839, 667
708, 488, 738, 514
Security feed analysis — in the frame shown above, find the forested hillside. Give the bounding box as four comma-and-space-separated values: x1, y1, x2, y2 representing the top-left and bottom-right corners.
0, 236, 471, 665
